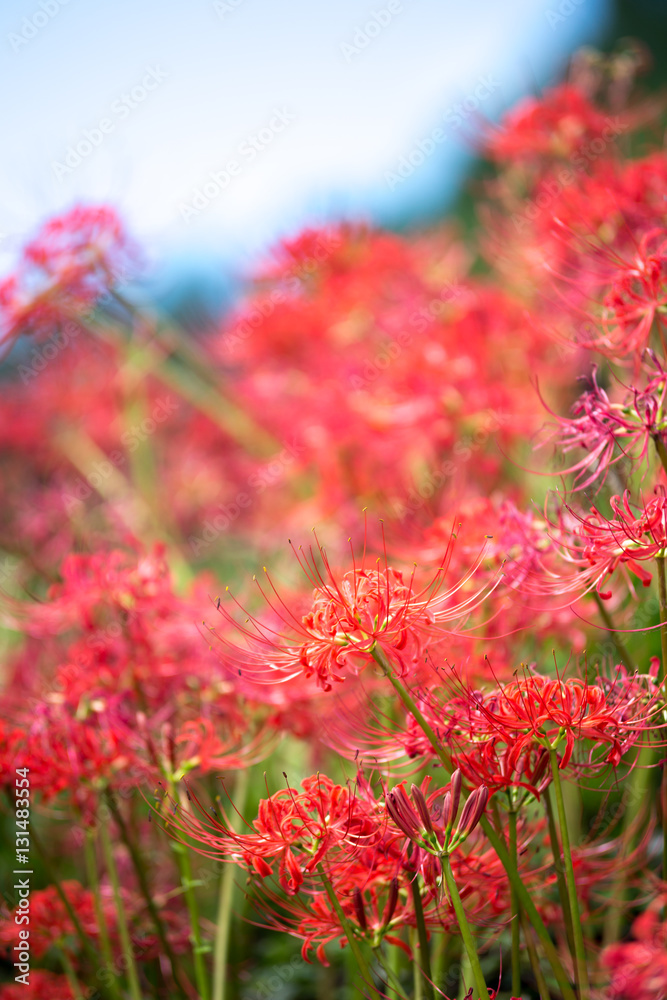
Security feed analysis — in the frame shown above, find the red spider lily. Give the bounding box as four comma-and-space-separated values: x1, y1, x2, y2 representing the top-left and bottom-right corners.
385, 771, 489, 860
172, 715, 275, 779
454, 740, 552, 801
0, 205, 137, 351
366, 681, 554, 796
0, 970, 80, 999
597, 228, 667, 356
538, 359, 667, 491
538, 220, 667, 360
548, 489, 667, 600
394, 661, 660, 773
601, 894, 667, 999
486, 83, 621, 167
456, 668, 659, 770
249, 858, 415, 964
0, 880, 106, 961
0, 879, 190, 965
163, 773, 386, 895
249, 823, 512, 964
13, 701, 146, 821
208, 528, 499, 691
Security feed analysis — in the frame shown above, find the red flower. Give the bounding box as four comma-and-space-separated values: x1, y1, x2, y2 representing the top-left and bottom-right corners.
459, 669, 657, 770
551, 490, 667, 600
210, 529, 497, 691
0, 205, 136, 350
487, 84, 617, 166
169, 773, 384, 895
601, 895, 667, 999
0, 970, 79, 999
539, 358, 667, 491
598, 229, 667, 356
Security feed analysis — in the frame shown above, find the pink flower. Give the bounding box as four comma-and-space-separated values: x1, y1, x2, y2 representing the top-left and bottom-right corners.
0, 205, 137, 350
601, 896, 667, 999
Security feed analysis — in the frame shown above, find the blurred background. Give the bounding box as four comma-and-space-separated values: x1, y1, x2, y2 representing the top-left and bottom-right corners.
0, 0, 665, 312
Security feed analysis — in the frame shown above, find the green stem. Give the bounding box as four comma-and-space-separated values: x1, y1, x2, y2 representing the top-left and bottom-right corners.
100, 812, 143, 1000
508, 809, 521, 996
593, 591, 633, 671
316, 863, 376, 993
410, 877, 434, 1000
411, 928, 422, 1000
478, 816, 577, 1000
57, 946, 84, 1000
654, 434, 667, 480
171, 826, 211, 1000
370, 650, 575, 1000
519, 911, 551, 1000
457, 951, 472, 1000
442, 856, 487, 999
84, 830, 122, 1000
543, 787, 575, 959
655, 555, 667, 889
213, 770, 249, 1000
656, 556, 667, 694
30, 825, 102, 972
105, 791, 189, 998
431, 931, 448, 997
374, 946, 409, 1000
372, 647, 452, 771
602, 745, 652, 944
549, 750, 589, 1000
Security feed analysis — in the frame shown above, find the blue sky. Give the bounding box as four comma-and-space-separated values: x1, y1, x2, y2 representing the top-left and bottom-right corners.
0, 0, 611, 280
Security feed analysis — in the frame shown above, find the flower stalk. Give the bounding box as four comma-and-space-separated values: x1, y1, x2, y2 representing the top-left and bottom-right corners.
409, 876, 434, 1000
549, 749, 589, 1000
441, 856, 487, 1000
99, 810, 143, 1000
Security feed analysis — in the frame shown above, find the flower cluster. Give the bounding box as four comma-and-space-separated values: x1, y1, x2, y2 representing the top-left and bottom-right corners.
1, 50, 667, 1000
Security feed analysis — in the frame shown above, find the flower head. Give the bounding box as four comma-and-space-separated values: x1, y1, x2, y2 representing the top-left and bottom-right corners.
540, 360, 667, 491
0, 205, 136, 350
210, 529, 497, 691
166, 773, 384, 895
551, 490, 667, 600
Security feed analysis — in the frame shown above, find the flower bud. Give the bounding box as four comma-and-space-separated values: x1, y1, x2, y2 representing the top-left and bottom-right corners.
386, 788, 421, 839
532, 748, 550, 787
352, 887, 367, 931
457, 785, 489, 837
411, 784, 434, 834
441, 791, 452, 830
382, 877, 399, 927
450, 769, 462, 826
